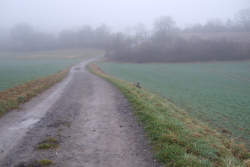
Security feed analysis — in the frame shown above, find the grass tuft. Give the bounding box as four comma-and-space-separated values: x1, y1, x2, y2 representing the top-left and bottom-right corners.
39, 159, 53, 166
45, 137, 58, 143
87, 63, 250, 167
37, 137, 59, 150
18, 159, 53, 167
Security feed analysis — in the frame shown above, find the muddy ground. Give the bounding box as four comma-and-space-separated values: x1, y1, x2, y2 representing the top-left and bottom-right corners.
0, 56, 161, 167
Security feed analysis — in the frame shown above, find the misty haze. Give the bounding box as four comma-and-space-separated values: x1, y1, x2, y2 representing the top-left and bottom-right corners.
0, 0, 250, 62
0, 0, 250, 167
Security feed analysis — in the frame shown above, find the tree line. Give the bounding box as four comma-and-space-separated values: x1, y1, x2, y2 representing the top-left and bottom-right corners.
0, 8, 250, 63
110, 8, 250, 63
184, 8, 250, 33
0, 23, 111, 51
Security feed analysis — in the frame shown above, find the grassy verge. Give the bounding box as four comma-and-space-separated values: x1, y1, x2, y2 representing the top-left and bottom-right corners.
87, 63, 250, 167
0, 68, 69, 117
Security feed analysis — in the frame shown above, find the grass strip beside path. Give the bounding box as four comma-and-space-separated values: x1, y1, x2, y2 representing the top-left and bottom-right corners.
0, 68, 69, 117
87, 63, 250, 167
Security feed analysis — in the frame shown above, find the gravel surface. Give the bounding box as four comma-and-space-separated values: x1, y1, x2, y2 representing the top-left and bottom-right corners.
0, 56, 161, 167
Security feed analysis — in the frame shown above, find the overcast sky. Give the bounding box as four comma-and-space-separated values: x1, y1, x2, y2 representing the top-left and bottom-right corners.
1, 0, 249, 32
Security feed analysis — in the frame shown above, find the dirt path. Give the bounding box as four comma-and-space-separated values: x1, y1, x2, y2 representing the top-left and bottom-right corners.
0, 56, 160, 167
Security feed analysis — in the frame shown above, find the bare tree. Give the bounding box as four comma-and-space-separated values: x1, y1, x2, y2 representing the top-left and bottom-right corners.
235, 8, 250, 31
10, 23, 35, 51
77, 25, 94, 47
95, 24, 110, 47
204, 18, 225, 32
154, 16, 176, 32
134, 23, 147, 34
134, 23, 147, 45
0, 29, 9, 50
123, 26, 134, 37
153, 16, 177, 44
225, 19, 235, 31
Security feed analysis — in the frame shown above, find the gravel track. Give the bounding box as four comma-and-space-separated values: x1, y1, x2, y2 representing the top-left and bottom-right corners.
0, 56, 160, 167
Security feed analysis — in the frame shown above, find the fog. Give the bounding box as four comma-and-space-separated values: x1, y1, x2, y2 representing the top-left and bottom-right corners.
1, 0, 249, 32
1, 0, 250, 62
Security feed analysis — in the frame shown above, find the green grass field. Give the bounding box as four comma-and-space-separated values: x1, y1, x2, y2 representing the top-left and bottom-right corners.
0, 48, 103, 92
0, 59, 80, 91
98, 61, 250, 147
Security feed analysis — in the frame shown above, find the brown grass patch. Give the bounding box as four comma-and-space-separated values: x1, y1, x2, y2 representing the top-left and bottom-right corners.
0, 68, 69, 116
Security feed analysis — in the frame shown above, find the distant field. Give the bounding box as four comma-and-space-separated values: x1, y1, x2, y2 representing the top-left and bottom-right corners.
0, 48, 103, 91
98, 61, 250, 146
